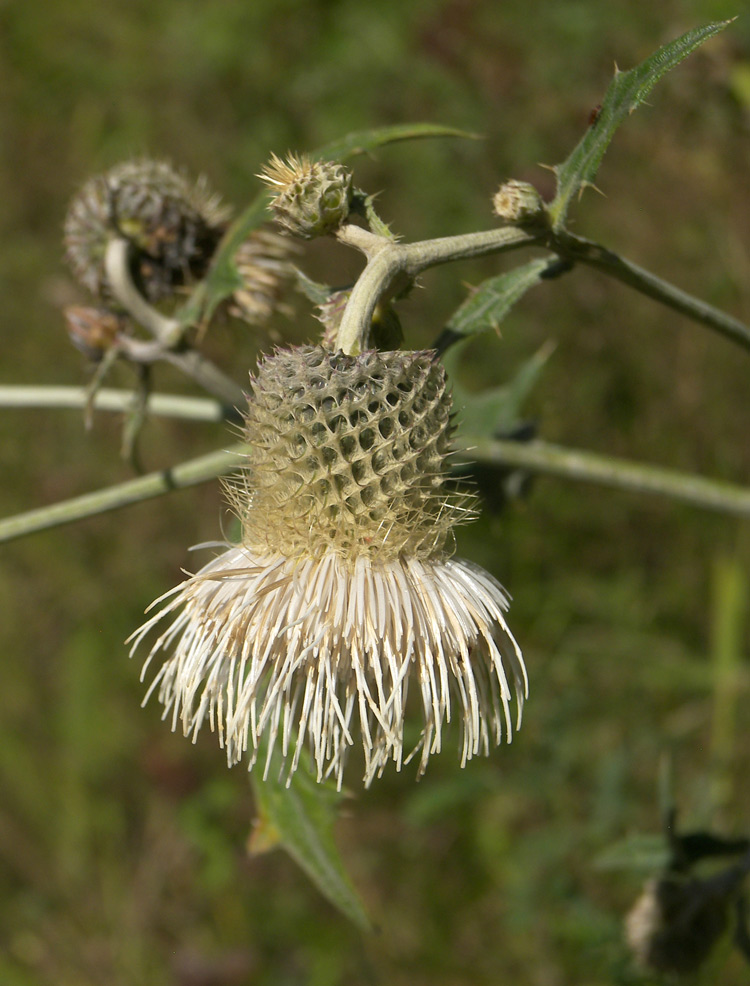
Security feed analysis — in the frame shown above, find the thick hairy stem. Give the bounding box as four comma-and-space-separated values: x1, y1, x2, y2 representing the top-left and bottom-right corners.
334, 220, 750, 356
334, 225, 540, 353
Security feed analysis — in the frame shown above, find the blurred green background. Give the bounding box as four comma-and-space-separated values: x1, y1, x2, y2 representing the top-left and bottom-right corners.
1, 1, 749, 983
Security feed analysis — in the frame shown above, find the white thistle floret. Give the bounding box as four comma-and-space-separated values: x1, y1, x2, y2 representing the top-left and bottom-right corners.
130, 546, 526, 788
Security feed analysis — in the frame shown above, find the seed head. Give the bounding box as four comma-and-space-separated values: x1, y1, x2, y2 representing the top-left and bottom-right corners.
259, 153, 353, 239
64, 159, 232, 303
130, 346, 527, 787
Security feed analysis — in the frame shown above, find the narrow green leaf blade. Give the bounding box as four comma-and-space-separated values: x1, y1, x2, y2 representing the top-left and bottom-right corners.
250, 761, 371, 932
177, 194, 269, 328
316, 122, 479, 163
549, 20, 733, 229
446, 342, 553, 439
594, 833, 670, 872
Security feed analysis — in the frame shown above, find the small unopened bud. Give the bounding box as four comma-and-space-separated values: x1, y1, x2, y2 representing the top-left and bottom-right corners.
315, 288, 352, 349
492, 180, 549, 228
259, 153, 353, 239
64, 305, 125, 361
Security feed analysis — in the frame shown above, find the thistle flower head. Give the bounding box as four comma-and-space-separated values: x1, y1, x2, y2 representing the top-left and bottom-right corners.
64, 158, 232, 303
258, 153, 353, 239
130, 346, 527, 787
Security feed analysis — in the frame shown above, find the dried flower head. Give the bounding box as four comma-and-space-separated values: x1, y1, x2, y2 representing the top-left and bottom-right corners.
130, 346, 527, 787
258, 153, 353, 239
64, 158, 232, 303
625, 874, 736, 976
230, 227, 301, 327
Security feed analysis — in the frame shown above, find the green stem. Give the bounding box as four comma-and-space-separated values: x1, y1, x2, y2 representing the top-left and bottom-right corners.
0, 444, 249, 544
3, 434, 749, 545
334, 221, 750, 356
466, 437, 750, 516
555, 231, 750, 353
0, 385, 229, 422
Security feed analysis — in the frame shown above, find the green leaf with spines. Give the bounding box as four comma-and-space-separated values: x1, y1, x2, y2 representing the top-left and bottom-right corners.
439, 257, 554, 347
250, 751, 371, 932
548, 20, 733, 230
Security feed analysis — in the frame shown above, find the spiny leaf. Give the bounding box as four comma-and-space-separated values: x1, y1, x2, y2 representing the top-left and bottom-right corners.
436, 257, 554, 352
548, 20, 733, 230
315, 122, 479, 163
250, 755, 371, 932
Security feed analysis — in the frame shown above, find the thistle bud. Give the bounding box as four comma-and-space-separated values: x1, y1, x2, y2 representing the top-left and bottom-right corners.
64, 159, 232, 303
64, 305, 125, 361
259, 153, 353, 239
492, 180, 549, 229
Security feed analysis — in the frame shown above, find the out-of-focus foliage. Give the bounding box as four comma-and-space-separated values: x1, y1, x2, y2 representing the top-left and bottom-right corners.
1, 1, 749, 984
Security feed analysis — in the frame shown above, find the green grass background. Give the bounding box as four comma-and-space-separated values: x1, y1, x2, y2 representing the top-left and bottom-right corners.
1, 0, 749, 983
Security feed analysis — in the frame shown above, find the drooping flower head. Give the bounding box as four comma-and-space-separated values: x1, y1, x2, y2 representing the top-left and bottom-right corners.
129, 346, 527, 787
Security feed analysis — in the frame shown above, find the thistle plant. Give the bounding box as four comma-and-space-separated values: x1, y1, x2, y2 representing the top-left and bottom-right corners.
2, 16, 750, 973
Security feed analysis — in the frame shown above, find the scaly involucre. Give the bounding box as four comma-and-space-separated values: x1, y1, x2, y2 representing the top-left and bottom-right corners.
130, 346, 527, 787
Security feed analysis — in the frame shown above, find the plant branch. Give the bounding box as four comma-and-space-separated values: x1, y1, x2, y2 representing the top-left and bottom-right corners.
554, 230, 750, 353
465, 437, 750, 517
0, 444, 249, 544
103, 237, 247, 409
334, 225, 541, 353
0, 385, 230, 422
3, 434, 749, 545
